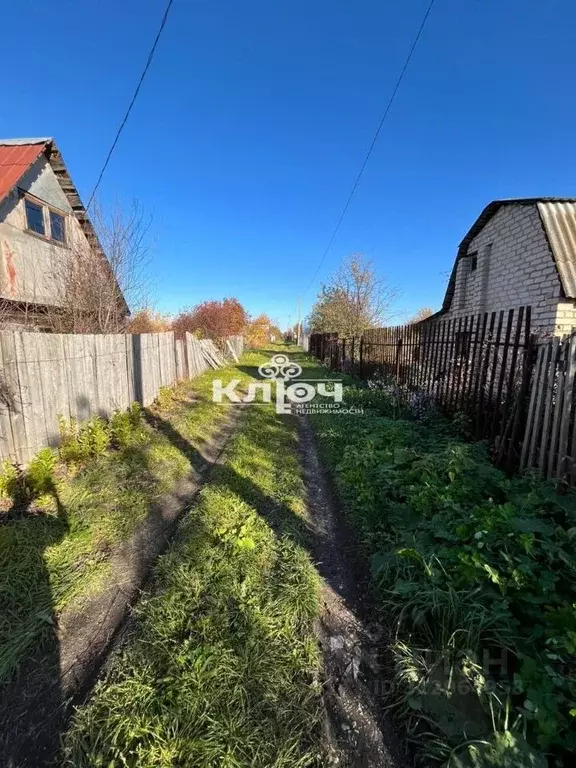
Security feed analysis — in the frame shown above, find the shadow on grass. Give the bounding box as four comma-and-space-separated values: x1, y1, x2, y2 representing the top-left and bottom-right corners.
0, 489, 69, 768
0, 406, 213, 767
139, 403, 350, 605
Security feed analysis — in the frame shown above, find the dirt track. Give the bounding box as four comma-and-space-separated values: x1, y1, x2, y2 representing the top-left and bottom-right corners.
297, 414, 406, 768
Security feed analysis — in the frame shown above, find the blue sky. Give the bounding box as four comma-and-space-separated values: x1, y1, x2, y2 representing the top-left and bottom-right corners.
2, 0, 576, 328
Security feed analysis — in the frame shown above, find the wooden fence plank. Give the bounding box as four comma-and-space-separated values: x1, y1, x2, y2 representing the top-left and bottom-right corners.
548, 338, 567, 478
485, 310, 504, 424
556, 334, 576, 479
538, 337, 559, 473
491, 309, 515, 438
477, 312, 496, 430
0, 333, 28, 462
520, 343, 545, 470
0, 334, 16, 461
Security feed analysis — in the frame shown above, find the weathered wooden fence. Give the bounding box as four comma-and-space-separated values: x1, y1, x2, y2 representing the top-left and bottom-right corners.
520, 333, 576, 482
310, 307, 536, 472
0, 330, 243, 463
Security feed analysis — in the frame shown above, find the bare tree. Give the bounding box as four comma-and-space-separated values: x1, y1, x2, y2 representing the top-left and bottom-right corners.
407, 307, 434, 324
50, 199, 153, 333
308, 253, 397, 336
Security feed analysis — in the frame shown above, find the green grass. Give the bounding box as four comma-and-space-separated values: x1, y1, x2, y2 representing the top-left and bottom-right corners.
0, 356, 258, 686
61, 348, 324, 767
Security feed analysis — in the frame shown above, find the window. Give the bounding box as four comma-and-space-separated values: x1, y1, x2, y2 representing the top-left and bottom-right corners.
25, 199, 45, 235
23, 193, 67, 244
50, 211, 65, 243
470, 253, 478, 272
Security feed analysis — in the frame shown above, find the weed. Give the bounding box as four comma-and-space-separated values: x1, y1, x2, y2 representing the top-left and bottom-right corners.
26, 448, 58, 498
155, 385, 175, 411
0, 460, 19, 500
109, 406, 144, 448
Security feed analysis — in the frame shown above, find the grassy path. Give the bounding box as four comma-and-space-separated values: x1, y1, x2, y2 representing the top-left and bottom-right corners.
60, 348, 326, 767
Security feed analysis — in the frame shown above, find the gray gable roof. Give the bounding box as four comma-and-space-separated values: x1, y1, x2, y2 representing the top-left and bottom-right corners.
442, 198, 576, 312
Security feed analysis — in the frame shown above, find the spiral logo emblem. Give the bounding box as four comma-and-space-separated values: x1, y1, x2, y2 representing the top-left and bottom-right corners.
258, 354, 302, 381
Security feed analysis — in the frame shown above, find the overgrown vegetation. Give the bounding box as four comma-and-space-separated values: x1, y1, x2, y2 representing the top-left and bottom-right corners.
310, 369, 576, 767
61, 381, 322, 766
0, 360, 252, 685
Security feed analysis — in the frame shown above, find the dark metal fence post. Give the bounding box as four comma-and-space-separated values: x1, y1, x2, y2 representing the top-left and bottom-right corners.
359, 336, 364, 377
395, 338, 403, 382
342, 338, 346, 372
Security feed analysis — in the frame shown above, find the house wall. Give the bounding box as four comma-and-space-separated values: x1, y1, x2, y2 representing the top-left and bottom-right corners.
0, 155, 92, 312
447, 204, 576, 336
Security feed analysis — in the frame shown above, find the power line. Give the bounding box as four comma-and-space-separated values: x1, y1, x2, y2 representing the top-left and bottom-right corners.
302, 0, 437, 296
86, 0, 175, 211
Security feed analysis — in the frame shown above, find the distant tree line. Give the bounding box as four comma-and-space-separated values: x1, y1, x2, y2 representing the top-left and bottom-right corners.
128, 299, 282, 347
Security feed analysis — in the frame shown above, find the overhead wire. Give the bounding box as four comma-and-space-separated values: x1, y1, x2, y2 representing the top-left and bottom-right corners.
85, 0, 175, 211
301, 0, 437, 296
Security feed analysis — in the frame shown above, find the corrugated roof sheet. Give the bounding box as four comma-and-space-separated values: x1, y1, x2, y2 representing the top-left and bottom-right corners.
0, 141, 47, 203
538, 201, 576, 299
0, 137, 50, 146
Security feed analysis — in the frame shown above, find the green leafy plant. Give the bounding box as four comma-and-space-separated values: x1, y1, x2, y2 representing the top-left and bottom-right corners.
58, 415, 109, 463
58, 416, 90, 464
109, 404, 144, 448
311, 398, 576, 765
0, 460, 19, 500
26, 448, 57, 497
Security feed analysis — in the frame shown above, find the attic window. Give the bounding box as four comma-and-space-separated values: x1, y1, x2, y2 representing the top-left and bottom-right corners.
50, 211, 65, 243
470, 253, 478, 272
25, 199, 45, 235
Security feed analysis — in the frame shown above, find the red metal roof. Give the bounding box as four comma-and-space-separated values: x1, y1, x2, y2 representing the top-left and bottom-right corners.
0, 142, 47, 203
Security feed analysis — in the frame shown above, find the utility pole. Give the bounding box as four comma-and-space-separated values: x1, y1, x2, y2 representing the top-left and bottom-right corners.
296, 296, 302, 347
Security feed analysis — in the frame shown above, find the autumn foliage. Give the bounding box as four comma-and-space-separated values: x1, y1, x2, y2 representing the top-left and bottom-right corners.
245, 314, 282, 347
172, 298, 248, 340
127, 309, 172, 333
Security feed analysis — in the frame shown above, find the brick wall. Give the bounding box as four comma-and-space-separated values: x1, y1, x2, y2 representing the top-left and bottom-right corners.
446, 204, 576, 336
